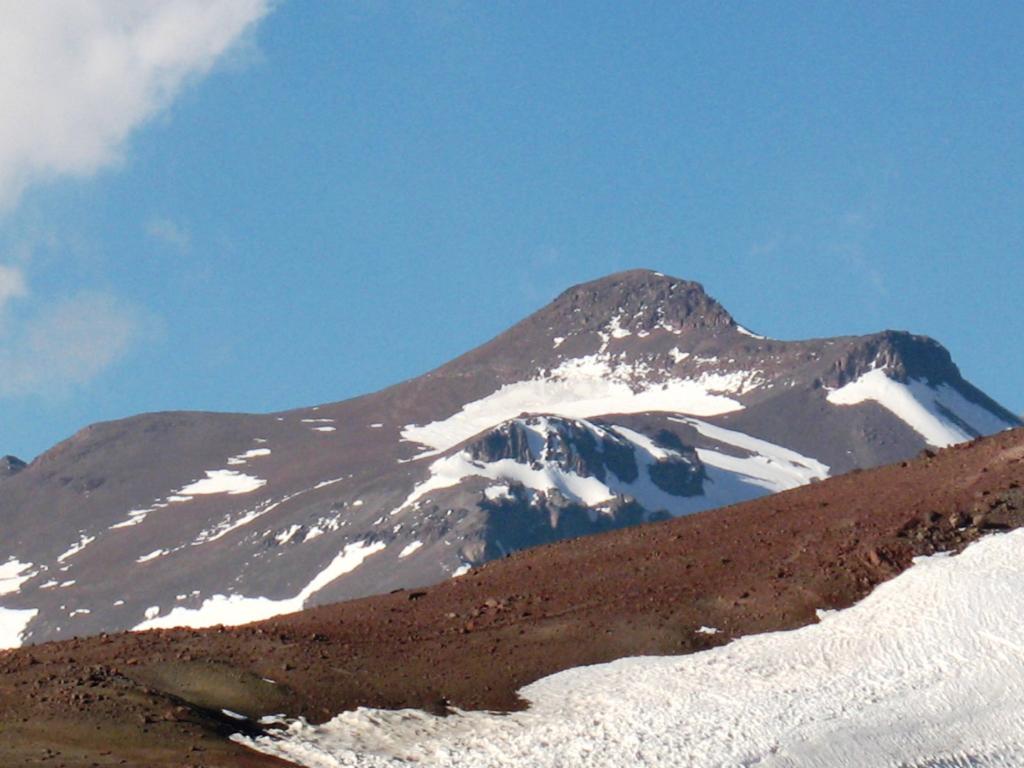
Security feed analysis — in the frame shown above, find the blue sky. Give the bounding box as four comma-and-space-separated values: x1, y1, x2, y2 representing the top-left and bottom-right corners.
1, 1, 1022, 460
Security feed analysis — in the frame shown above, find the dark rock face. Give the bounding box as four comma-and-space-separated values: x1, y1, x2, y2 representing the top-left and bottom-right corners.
0, 455, 26, 479
649, 458, 702, 496
0, 269, 1018, 647
825, 331, 962, 389
544, 270, 735, 337
464, 416, 705, 499
478, 489, 664, 561
467, 418, 637, 486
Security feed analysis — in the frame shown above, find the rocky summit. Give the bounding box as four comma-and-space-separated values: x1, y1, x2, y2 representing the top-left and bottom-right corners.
0, 455, 26, 479
0, 269, 1019, 647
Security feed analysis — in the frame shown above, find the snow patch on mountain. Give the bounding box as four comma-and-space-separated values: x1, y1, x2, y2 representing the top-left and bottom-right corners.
109, 508, 153, 529
191, 497, 285, 546
402, 354, 747, 458
416, 453, 610, 509
667, 348, 690, 364
237, 529, 1024, 768
827, 368, 1015, 447
227, 448, 272, 465
736, 324, 767, 340
398, 541, 423, 558
606, 313, 632, 340
179, 469, 267, 495
671, 417, 830, 489
57, 534, 96, 563
484, 485, 512, 501
0, 607, 38, 650
133, 539, 386, 630
0, 559, 35, 597
109, 465, 270, 530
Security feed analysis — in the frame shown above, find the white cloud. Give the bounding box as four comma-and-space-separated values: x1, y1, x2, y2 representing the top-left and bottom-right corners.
0, 292, 144, 397
0, 0, 271, 209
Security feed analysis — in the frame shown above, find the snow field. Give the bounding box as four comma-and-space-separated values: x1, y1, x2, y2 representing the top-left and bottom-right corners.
401, 354, 746, 458
238, 529, 1024, 767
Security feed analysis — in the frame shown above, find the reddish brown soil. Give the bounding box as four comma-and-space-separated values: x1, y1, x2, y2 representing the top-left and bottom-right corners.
3, 429, 1024, 767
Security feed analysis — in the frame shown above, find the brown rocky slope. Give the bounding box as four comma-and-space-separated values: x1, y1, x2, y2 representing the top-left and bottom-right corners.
2, 427, 1024, 767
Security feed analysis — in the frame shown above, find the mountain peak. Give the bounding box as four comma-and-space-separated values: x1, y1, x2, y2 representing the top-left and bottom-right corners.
545, 269, 735, 337
0, 455, 26, 479
826, 330, 962, 389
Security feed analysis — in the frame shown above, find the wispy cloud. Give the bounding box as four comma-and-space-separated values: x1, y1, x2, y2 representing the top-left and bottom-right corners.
747, 208, 889, 298
0, 257, 147, 396
145, 216, 191, 253
0, 0, 271, 209
0, 264, 27, 314
748, 236, 781, 258
0, 288, 146, 397
828, 208, 888, 296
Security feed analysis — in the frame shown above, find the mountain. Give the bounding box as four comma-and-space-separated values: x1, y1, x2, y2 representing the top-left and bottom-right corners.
0, 269, 1018, 647
2, 425, 1022, 767
0, 455, 25, 479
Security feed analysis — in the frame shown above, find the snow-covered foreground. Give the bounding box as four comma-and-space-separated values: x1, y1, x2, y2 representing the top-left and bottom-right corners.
236, 530, 1024, 767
